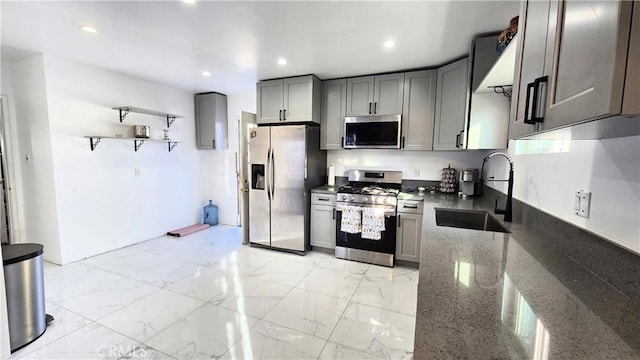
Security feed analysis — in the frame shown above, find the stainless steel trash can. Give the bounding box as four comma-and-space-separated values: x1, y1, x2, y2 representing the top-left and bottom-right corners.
2, 244, 46, 352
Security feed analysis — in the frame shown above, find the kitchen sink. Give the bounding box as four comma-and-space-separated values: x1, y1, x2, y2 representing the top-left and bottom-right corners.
435, 208, 511, 233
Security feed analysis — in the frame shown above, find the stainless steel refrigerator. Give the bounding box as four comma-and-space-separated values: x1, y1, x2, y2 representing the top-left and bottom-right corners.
249, 125, 326, 253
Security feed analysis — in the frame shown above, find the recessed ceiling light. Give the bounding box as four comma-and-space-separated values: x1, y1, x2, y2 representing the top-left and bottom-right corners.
182, 0, 196, 4
80, 25, 97, 34
384, 40, 395, 49
277, 58, 287, 66
202, 71, 211, 77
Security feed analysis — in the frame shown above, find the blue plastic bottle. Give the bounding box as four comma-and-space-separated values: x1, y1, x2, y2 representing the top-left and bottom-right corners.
202, 200, 219, 226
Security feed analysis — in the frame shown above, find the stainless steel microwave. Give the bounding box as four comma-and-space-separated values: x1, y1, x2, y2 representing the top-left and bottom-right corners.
343, 115, 402, 149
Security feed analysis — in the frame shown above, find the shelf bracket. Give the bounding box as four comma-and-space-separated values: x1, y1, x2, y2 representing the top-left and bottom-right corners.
490, 85, 513, 102
134, 139, 145, 152
118, 108, 130, 122
167, 116, 176, 128
89, 137, 101, 151
168, 141, 178, 152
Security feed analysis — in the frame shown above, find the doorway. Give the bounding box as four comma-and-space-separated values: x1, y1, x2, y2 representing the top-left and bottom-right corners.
236, 111, 256, 245
0, 97, 15, 245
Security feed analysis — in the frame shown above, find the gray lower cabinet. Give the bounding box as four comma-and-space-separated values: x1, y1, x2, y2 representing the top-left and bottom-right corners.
401, 70, 437, 150
256, 75, 320, 125
321, 79, 346, 150
346, 73, 404, 116
310, 203, 336, 249
433, 58, 469, 150
396, 211, 422, 263
195, 92, 228, 150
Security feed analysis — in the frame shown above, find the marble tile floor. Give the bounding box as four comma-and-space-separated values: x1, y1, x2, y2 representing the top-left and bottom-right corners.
12, 226, 418, 360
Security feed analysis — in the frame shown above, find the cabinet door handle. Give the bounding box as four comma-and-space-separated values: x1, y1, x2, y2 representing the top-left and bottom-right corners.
532, 76, 548, 123
212, 139, 216, 149
332, 208, 336, 220
283, 109, 286, 121
341, 136, 344, 149
317, 197, 330, 201
401, 136, 405, 149
455, 133, 461, 148
523, 81, 536, 124
279, 110, 282, 121
369, 102, 372, 115
398, 215, 401, 227
403, 205, 418, 209
374, 102, 377, 114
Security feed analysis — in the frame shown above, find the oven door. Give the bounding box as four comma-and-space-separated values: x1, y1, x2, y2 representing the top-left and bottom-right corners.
335, 203, 397, 254
343, 115, 401, 149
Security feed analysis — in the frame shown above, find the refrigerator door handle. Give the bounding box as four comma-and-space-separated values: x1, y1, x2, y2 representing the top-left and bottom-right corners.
270, 149, 275, 199
266, 148, 271, 200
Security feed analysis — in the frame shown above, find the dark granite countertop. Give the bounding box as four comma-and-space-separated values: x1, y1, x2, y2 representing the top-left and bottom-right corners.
311, 185, 339, 195
414, 192, 640, 359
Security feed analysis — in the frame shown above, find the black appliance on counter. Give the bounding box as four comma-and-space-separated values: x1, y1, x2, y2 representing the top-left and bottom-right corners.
335, 170, 402, 267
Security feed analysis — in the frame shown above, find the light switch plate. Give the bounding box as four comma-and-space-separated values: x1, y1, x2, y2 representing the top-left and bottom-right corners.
575, 190, 591, 218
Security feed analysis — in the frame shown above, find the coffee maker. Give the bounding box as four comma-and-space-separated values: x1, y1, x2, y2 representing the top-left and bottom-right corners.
459, 169, 479, 198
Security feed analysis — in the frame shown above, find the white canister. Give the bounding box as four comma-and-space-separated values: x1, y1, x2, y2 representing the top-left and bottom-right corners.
327, 166, 335, 186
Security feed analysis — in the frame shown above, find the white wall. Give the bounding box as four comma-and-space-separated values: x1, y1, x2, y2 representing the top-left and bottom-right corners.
10, 56, 63, 262
3, 54, 257, 264
485, 137, 640, 254
197, 90, 256, 227
328, 149, 489, 180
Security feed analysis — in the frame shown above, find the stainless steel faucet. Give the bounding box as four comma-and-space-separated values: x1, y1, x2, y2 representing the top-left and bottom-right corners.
480, 152, 514, 222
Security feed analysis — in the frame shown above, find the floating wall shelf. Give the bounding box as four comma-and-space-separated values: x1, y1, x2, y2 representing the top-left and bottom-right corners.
112, 106, 183, 128
85, 136, 179, 152
475, 35, 519, 94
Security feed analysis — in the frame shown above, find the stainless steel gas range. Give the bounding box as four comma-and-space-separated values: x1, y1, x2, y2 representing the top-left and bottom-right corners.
335, 170, 402, 267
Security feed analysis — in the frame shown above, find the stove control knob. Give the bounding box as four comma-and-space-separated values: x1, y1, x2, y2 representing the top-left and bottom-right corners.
363, 197, 369, 203
350, 196, 356, 202
340, 195, 347, 201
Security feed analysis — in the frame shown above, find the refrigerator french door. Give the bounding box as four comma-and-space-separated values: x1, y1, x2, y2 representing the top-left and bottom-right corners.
249, 125, 308, 252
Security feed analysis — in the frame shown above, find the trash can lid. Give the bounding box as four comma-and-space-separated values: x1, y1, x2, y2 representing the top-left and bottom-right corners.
2, 244, 44, 266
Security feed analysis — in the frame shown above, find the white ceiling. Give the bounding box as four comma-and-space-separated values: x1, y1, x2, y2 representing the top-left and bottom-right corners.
1, 1, 519, 94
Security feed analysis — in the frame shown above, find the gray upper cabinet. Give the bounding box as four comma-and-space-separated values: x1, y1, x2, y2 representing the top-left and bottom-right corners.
346, 76, 375, 116
346, 73, 404, 116
195, 92, 228, 150
256, 75, 320, 125
373, 73, 405, 115
433, 58, 469, 151
321, 79, 347, 150
509, 0, 550, 138
401, 70, 437, 151
542, 0, 636, 130
257, 79, 283, 124
510, 0, 639, 139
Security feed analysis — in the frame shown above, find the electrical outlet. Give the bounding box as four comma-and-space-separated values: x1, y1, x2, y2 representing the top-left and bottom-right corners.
414, 169, 421, 178
574, 190, 591, 218
134, 168, 141, 177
